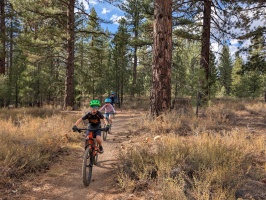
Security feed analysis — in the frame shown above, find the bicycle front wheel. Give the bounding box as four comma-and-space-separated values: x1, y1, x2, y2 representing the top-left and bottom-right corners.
82, 147, 93, 186
108, 124, 112, 134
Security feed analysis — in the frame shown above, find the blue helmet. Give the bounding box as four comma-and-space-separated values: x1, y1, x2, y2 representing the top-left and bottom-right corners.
111, 92, 115, 95
105, 98, 112, 103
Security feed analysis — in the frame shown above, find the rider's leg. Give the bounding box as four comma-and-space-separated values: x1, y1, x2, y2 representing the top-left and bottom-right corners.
109, 114, 113, 124
95, 129, 104, 152
96, 135, 104, 153
95, 129, 102, 145
96, 135, 103, 146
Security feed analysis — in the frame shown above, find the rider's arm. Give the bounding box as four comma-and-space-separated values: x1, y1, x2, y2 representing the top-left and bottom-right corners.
74, 112, 90, 126
74, 118, 83, 126
98, 111, 109, 125
98, 104, 105, 112
103, 117, 108, 125
111, 105, 116, 113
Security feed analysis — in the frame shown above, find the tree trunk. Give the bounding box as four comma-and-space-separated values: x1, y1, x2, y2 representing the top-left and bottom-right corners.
131, 45, 137, 97
150, 0, 172, 116
200, 0, 211, 102
0, 0, 6, 74
64, 0, 75, 109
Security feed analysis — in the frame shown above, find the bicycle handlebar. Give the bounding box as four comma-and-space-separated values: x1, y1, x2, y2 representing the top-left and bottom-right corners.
101, 112, 116, 115
73, 127, 108, 133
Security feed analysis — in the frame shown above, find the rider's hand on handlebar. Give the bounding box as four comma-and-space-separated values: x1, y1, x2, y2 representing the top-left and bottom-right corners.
105, 124, 110, 131
72, 125, 78, 132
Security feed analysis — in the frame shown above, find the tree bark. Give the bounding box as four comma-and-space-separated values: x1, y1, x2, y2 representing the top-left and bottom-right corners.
200, 0, 211, 102
131, 45, 137, 97
0, 0, 6, 74
150, 0, 172, 116
64, 0, 75, 109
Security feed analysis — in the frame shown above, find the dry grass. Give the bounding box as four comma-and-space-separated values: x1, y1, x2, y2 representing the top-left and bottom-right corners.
0, 107, 77, 190
118, 99, 266, 199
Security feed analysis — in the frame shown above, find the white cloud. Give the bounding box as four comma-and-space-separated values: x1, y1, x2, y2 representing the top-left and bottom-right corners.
102, 8, 111, 15
110, 14, 124, 25
78, 0, 89, 10
211, 42, 240, 61
89, 0, 98, 5
229, 45, 238, 58
230, 39, 239, 46
211, 42, 220, 53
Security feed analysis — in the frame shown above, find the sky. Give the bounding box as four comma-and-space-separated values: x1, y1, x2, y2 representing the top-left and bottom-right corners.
211, 4, 266, 62
78, 0, 124, 33
78, 0, 265, 62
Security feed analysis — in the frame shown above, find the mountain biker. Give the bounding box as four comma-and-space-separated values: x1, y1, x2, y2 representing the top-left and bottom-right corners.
72, 99, 109, 153
109, 92, 118, 107
99, 98, 116, 124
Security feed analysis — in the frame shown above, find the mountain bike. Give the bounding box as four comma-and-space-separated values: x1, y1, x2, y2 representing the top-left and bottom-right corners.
73, 127, 108, 187
102, 112, 115, 140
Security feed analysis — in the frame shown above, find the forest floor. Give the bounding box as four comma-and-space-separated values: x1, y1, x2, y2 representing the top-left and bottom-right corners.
2, 106, 266, 200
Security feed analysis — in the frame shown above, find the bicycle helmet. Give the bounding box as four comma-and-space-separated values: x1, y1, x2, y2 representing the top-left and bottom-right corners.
105, 98, 112, 103
111, 92, 115, 95
89, 99, 101, 107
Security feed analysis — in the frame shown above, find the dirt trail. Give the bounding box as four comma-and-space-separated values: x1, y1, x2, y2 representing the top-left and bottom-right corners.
15, 111, 139, 200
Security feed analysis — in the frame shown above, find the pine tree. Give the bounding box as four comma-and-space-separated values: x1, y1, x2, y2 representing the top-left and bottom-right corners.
231, 55, 244, 97
218, 45, 233, 96
0, 0, 6, 74
208, 50, 218, 98
111, 18, 131, 106
150, 0, 172, 116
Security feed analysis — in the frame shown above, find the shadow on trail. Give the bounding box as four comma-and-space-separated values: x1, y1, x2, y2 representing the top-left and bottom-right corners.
95, 159, 118, 170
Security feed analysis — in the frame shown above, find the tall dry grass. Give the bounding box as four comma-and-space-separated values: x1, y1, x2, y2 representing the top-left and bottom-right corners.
0, 107, 77, 189
118, 99, 266, 199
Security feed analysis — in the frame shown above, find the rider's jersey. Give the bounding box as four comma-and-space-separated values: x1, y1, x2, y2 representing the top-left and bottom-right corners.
98, 104, 116, 113
109, 96, 117, 106
82, 111, 104, 126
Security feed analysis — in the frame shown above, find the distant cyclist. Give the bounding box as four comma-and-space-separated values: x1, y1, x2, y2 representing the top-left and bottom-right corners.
109, 92, 118, 107
99, 98, 116, 124
72, 99, 109, 153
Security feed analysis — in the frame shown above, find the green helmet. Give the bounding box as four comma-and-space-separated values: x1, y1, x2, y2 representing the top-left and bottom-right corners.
89, 99, 101, 107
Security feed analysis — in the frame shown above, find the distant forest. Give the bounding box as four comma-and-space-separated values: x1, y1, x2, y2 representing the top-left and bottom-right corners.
0, 0, 265, 109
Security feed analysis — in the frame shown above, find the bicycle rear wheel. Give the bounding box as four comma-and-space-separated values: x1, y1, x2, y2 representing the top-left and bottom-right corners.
102, 125, 108, 141
82, 147, 93, 186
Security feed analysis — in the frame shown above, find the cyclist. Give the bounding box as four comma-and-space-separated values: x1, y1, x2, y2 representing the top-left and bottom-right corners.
109, 92, 118, 107
72, 99, 109, 153
99, 98, 116, 124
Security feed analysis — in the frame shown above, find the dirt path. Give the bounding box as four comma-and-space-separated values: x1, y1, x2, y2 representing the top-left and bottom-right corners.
15, 111, 139, 200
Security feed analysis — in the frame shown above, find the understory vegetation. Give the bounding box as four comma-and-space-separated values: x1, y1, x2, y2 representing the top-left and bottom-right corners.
0, 107, 77, 190
0, 99, 265, 199
118, 99, 266, 199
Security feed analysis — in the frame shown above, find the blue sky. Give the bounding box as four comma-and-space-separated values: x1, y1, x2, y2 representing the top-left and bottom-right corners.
78, 0, 124, 33
78, 0, 265, 61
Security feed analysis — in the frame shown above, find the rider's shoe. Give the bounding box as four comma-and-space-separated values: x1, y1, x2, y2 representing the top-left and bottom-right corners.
99, 146, 104, 153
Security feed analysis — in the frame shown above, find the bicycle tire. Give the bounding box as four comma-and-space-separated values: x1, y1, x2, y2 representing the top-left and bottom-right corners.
82, 147, 93, 186
108, 125, 111, 134
102, 125, 107, 141
94, 143, 99, 165
104, 116, 112, 136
